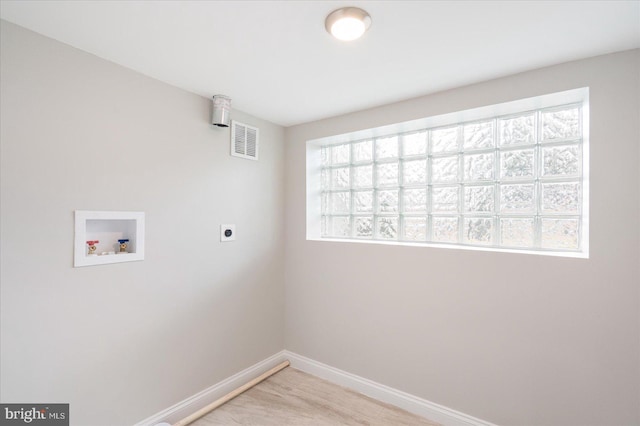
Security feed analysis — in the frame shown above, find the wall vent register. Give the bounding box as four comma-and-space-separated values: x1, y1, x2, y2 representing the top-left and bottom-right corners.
306, 88, 589, 257
231, 120, 259, 160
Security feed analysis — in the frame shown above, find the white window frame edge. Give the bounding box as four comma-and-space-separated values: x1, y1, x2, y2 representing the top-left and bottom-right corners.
306, 87, 590, 258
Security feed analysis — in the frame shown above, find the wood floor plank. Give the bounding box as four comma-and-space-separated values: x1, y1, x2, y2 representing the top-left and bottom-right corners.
190, 367, 440, 426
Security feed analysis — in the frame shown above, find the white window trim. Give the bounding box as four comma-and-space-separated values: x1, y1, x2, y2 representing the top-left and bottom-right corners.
306, 88, 589, 258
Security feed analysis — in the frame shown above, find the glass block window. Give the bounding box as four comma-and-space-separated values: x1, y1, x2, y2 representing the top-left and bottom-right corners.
317, 101, 586, 254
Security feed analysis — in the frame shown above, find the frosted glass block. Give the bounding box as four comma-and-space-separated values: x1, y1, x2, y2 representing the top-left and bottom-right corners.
330, 191, 350, 214
376, 136, 398, 160
353, 140, 373, 163
500, 183, 535, 213
432, 216, 458, 243
376, 163, 399, 187
499, 114, 535, 146
331, 167, 350, 189
542, 107, 580, 141
431, 155, 459, 183
464, 218, 493, 245
353, 191, 373, 213
431, 126, 459, 153
541, 218, 579, 249
402, 188, 428, 213
542, 144, 580, 177
377, 190, 399, 213
321, 169, 331, 190
321, 192, 329, 214
464, 185, 494, 213
330, 216, 351, 238
463, 121, 494, 150
463, 153, 494, 181
331, 144, 350, 165
321, 216, 329, 237
376, 217, 398, 239
354, 216, 373, 238
403, 159, 427, 185
541, 182, 580, 214
500, 149, 534, 179
321, 147, 330, 166
432, 186, 459, 213
403, 131, 427, 156
403, 217, 427, 241
353, 165, 373, 188
500, 218, 534, 247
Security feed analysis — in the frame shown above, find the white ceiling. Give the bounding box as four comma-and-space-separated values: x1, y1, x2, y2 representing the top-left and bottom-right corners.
1, 1, 639, 127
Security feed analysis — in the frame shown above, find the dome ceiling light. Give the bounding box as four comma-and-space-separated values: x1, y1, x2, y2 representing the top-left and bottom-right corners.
325, 7, 372, 41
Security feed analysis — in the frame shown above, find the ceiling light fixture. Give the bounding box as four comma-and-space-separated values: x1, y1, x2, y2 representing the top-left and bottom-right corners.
325, 7, 371, 41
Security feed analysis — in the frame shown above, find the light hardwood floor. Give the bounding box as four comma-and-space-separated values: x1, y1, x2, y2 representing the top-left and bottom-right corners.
190, 367, 440, 426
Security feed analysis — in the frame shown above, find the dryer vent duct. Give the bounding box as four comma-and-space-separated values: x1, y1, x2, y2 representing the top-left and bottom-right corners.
212, 95, 231, 127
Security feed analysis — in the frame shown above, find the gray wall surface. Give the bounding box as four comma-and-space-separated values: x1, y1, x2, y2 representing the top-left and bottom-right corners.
0, 21, 285, 425
284, 49, 640, 425
2, 17, 640, 426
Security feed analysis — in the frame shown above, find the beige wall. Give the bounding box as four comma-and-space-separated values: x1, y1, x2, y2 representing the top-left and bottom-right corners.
0, 21, 285, 425
284, 50, 640, 425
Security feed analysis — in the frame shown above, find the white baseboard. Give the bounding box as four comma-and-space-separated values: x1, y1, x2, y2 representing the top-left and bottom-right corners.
135, 349, 494, 426
284, 350, 496, 426
134, 351, 288, 426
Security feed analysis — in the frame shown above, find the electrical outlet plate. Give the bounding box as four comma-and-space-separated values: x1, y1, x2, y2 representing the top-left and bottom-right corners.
220, 224, 236, 242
